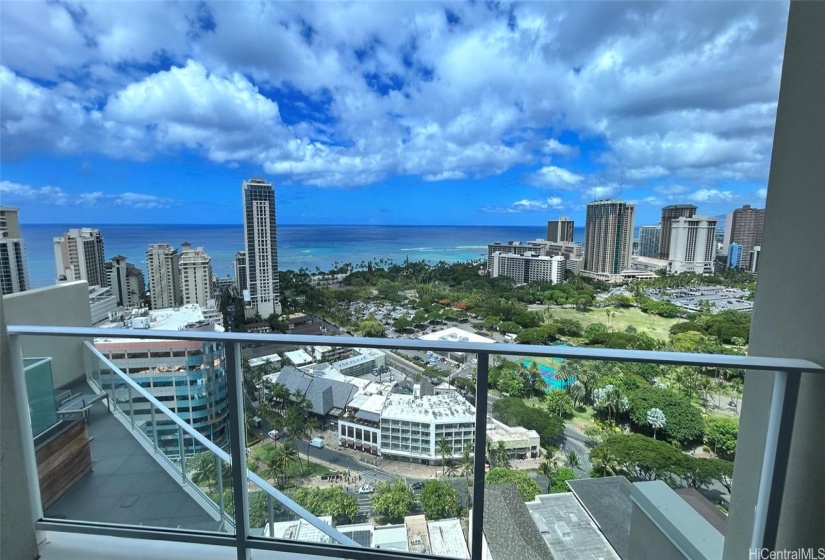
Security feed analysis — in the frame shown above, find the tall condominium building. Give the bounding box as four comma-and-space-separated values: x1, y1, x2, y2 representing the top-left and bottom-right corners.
234, 251, 248, 295
667, 216, 717, 275
750, 246, 762, 274
0, 207, 30, 295
546, 216, 574, 243
658, 204, 697, 260
723, 204, 765, 271
107, 255, 146, 308
583, 199, 636, 277
54, 227, 107, 287
727, 242, 743, 269
638, 225, 661, 258
179, 243, 213, 308
242, 178, 281, 317
145, 243, 181, 310
490, 252, 565, 285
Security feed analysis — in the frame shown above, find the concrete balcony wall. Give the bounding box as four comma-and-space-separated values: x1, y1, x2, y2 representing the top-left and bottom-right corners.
3, 281, 92, 388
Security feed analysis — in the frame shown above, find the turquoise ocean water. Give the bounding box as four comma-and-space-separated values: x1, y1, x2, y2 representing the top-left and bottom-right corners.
21, 224, 587, 289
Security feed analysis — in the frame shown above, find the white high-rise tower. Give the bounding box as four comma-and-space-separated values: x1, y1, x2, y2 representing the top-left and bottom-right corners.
242, 178, 281, 317
179, 243, 213, 308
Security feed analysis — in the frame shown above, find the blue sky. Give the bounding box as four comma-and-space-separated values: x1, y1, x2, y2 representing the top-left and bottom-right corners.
1, 1, 785, 226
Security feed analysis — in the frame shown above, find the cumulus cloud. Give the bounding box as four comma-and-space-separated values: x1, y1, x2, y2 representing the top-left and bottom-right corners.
0, 1, 789, 194
689, 189, 735, 203
483, 196, 564, 213
0, 181, 177, 209
528, 166, 585, 189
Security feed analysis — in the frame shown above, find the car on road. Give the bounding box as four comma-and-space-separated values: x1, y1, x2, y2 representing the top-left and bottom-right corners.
268, 430, 280, 441
411, 481, 425, 490
358, 484, 374, 494
310, 437, 325, 448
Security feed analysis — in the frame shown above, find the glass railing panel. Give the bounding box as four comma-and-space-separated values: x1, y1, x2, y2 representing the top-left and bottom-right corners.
24, 357, 59, 437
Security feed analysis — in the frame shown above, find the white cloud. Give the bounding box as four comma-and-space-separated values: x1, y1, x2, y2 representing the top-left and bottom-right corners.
756, 187, 768, 200
653, 185, 690, 196
485, 196, 565, 213
689, 189, 735, 203
0, 181, 177, 209
543, 139, 577, 156
529, 165, 585, 189
0, 1, 790, 193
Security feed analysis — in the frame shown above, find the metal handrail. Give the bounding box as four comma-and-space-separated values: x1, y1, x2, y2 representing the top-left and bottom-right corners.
82, 341, 358, 548
9, 323, 824, 559
9, 324, 823, 372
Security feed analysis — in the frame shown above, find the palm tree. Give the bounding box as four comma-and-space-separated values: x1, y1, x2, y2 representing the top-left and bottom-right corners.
565, 450, 582, 471
538, 456, 558, 492
437, 438, 452, 476
274, 441, 299, 487
591, 447, 619, 478
188, 451, 218, 489
495, 441, 509, 467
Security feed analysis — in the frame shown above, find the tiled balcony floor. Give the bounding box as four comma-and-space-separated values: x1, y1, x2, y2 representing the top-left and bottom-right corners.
45, 403, 222, 531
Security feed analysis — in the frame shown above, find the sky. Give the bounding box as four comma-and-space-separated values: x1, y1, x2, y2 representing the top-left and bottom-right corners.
0, 1, 786, 226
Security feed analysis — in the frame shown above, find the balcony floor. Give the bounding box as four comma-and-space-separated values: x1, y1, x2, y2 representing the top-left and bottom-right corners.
45, 403, 221, 531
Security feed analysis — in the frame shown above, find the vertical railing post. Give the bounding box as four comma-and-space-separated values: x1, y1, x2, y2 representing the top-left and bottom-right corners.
217, 454, 225, 529
8, 334, 45, 522
226, 342, 250, 560
127, 386, 135, 429
179, 427, 187, 484
471, 352, 489, 560
150, 407, 158, 453
753, 369, 801, 550
268, 495, 274, 533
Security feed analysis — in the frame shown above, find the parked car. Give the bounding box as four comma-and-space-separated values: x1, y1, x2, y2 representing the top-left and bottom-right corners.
358, 483, 374, 494
252, 416, 262, 428
310, 437, 325, 449
411, 482, 425, 490
268, 430, 280, 441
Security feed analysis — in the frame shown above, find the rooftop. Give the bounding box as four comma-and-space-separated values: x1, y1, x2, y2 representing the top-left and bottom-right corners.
483, 484, 553, 560
373, 523, 409, 551
381, 391, 474, 424
248, 353, 282, 368
419, 327, 495, 344
265, 516, 334, 543
567, 477, 633, 560
333, 352, 377, 370
285, 349, 314, 365
427, 518, 469, 559
526, 493, 620, 560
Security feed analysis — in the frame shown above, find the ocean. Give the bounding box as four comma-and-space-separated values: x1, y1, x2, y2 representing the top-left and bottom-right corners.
20, 224, 587, 289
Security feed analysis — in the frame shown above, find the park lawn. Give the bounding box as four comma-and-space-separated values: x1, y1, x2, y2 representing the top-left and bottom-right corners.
547, 306, 685, 341
250, 443, 334, 478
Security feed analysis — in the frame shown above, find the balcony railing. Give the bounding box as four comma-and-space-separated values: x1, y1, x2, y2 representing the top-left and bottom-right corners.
8, 324, 823, 559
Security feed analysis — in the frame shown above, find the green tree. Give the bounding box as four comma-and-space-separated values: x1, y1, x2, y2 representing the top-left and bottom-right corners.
568, 381, 586, 409
538, 456, 558, 491
437, 438, 453, 476
419, 480, 461, 520
646, 408, 666, 440
292, 486, 358, 524
492, 397, 564, 448
704, 417, 739, 458
624, 385, 704, 445
188, 451, 218, 489
565, 450, 582, 471
371, 478, 415, 523
550, 467, 576, 493
545, 389, 574, 418
359, 319, 386, 337
591, 434, 684, 482
485, 468, 541, 501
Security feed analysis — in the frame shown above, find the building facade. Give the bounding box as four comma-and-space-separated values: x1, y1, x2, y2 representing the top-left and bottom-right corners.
658, 205, 697, 260
727, 242, 743, 269
234, 251, 248, 295
54, 227, 107, 287
179, 243, 213, 308
107, 255, 146, 308
145, 244, 182, 310
0, 207, 29, 295
242, 178, 281, 318
489, 252, 565, 285
750, 246, 762, 273
583, 200, 636, 276
638, 225, 661, 258
667, 216, 717, 275
723, 204, 765, 271
94, 306, 229, 456
546, 216, 574, 243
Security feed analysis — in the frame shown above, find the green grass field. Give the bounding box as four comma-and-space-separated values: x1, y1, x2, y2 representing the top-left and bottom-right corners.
250, 443, 334, 478
547, 305, 684, 341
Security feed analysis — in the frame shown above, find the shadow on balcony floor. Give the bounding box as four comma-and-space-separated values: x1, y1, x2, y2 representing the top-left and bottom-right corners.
45, 403, 223, 532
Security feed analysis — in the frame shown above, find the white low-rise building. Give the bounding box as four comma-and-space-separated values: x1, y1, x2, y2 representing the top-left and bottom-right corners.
419, 327, 495, 363
333, 347, 386, 377
380, 389, 475, 464
285, 349, 314, 366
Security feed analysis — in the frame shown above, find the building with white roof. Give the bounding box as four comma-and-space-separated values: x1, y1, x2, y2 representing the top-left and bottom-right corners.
338, 393, 387, 454
248, 353, 282, 370
265, 516, 333, 543
486, 418, 541, 459
373, 524, 409, 551
310, 345, 350, 364
427, 518, 470, 559
419, 327, 495, 363
285, 349, 313, 366
379, 390, 475, 464
94, 304, 229, 457
333, 347, 386, 377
